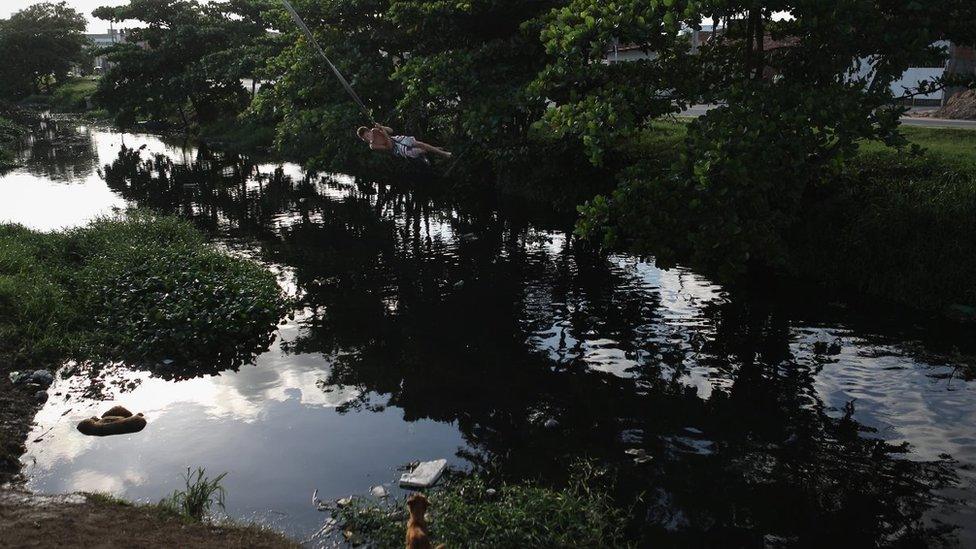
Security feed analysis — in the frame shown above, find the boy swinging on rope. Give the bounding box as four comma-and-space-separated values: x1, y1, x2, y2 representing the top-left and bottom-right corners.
357, 123, 452, 160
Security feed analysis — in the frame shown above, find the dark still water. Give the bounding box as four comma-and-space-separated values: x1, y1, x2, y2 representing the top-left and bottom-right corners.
4, 119, 976, 547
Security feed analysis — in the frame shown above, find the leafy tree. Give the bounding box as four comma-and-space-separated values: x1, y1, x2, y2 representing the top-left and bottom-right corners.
560, 1, 976, 276
255, 0, 575, 171
251, 0, 401, 167
0, 2, 88, 99
93, 0, 279, 127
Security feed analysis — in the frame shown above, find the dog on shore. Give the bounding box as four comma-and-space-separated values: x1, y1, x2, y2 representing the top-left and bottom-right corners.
405, 493, 444, 549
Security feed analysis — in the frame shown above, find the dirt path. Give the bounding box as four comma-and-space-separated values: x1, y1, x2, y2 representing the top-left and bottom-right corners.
0, 490, 299, 548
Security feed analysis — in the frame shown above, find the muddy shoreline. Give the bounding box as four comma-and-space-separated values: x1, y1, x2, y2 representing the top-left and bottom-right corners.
0, 489, 298, 548
0, 376, 43, 484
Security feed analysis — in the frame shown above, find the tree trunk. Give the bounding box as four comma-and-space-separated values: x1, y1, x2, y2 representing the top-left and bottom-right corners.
754, 9, 765, 80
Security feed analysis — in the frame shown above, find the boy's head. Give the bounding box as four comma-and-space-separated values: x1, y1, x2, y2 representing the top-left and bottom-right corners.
356, 126, 370, 141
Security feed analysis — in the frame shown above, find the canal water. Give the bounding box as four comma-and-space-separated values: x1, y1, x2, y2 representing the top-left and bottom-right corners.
3, 118, 975, 546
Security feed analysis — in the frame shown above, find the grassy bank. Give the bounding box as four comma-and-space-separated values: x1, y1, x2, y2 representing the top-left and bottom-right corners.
0, 490, 297, 548
0, 213, 287, 478
19, 77, 100, 113
588, 123, 976, 315
334, 467, 630, 548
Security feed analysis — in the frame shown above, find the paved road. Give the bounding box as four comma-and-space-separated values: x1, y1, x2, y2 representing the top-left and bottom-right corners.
679, 105, 976, 129
900, 116, 976, 129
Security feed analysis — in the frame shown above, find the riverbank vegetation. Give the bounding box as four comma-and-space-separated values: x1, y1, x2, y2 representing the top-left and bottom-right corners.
334, 466, 629, 548
0, 213, 286, 376
583, 122, 976, 312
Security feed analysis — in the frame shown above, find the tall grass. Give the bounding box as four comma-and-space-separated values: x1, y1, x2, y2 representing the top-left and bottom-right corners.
161, 467, 228, 521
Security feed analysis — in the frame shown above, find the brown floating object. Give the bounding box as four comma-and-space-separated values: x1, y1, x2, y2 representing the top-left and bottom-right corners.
77, 406, 147, 436
101, 405, 134, 418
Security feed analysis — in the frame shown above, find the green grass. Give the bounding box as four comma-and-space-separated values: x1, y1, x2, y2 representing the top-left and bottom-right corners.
797, 150, 976, 311
160, 467, 229, 521
0, 212, 287, 375
49, 77, 99, 112
335, 465, 631, 548
860, 126, 976, 169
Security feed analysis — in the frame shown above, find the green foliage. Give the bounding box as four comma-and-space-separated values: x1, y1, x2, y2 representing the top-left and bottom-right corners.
582, 126, 976, 311
563, 0, 976, 275
255, 0, 568, 171
49, 77, 98, 112
336, 464, 630, 548
532, 0, 697, 165
794, 148, 976, 311
252, 0, 404, 167
0, 213, 287, 374
0, 2, 88, 100
93, 0, 280, 127
160, 467, 228, 521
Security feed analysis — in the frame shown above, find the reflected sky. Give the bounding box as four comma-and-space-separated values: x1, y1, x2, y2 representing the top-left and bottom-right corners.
21, 314, 467, 538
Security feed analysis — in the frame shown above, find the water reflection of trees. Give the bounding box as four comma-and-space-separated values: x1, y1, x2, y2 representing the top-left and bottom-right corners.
18, 118, 98, 180
100, 142, 964, 546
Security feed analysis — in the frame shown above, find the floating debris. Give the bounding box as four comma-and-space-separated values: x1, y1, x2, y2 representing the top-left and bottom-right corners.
370, 485, 389, 498
399, 459, 447, 489
76, 406, 147, 437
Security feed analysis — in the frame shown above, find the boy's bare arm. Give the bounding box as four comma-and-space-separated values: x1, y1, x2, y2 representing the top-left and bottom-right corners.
375, 123, 395, 135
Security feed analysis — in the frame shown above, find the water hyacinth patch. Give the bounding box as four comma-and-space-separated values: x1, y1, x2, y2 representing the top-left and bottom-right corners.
0, 212, 288, 377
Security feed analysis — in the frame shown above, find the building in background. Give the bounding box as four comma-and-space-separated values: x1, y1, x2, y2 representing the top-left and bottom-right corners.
84, 28, 126, 74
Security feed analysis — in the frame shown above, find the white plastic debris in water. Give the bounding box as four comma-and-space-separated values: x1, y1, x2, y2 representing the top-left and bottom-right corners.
399, 459, 447, 489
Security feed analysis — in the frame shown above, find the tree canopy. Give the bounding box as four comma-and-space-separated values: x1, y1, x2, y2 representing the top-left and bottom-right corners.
93, 0, 280, 126
0, 2, 88, 99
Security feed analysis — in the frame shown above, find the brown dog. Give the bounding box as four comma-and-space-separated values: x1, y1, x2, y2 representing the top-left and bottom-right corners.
77, 405, 147, 436
405, 493, 444, 549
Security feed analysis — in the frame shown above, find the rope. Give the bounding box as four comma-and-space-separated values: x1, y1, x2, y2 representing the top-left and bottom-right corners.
280, 0, 376, 125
